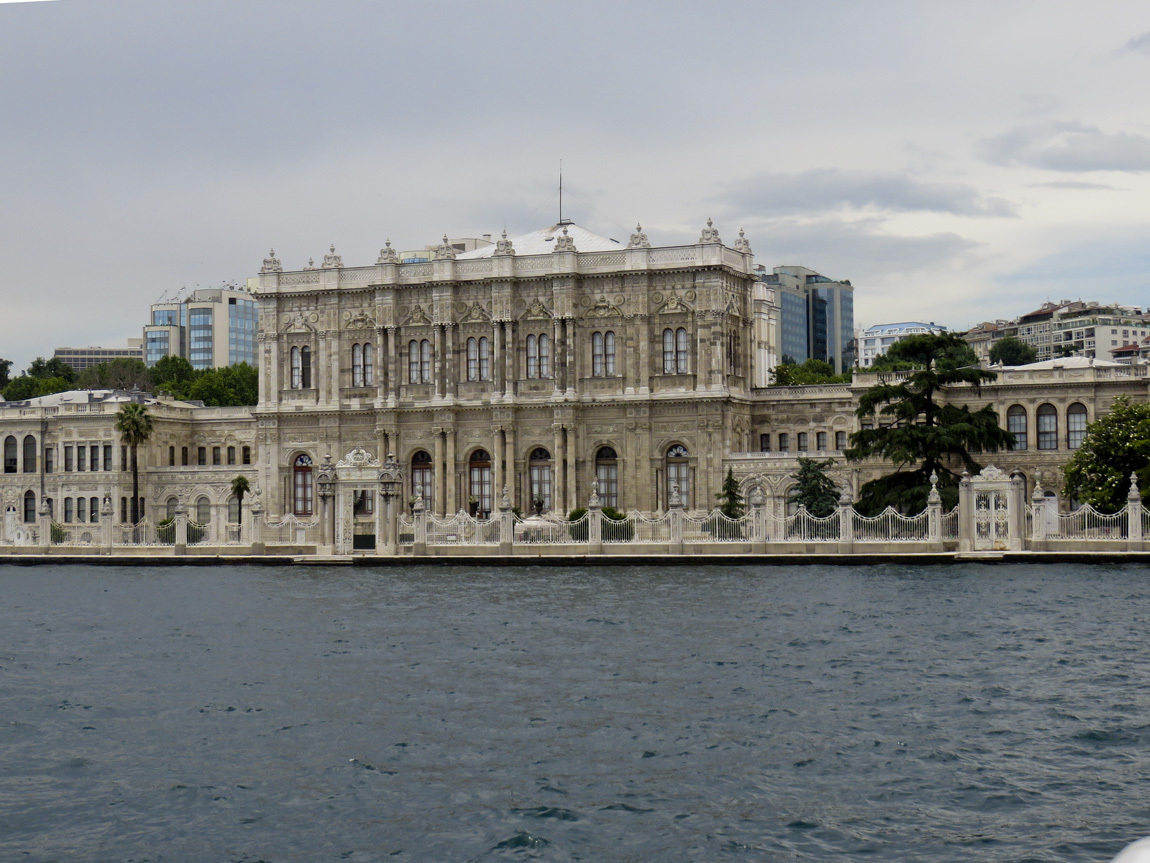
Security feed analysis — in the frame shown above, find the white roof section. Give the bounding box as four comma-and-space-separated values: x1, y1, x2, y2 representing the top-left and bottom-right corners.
456, 223, 623, 259
999, 356, 1126, 370
0, 389, 185, 408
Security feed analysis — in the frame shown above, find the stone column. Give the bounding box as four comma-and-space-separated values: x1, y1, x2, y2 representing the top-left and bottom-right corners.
926, 473, 943, 551
1009, 470, 1025, 552
434, 431, 446, 517
587, 481, 602, 555
413, 489, 427, 556
37, 501, 52, 552
565, 319, 576, 396
493, 324, 504, 396
378, 452, 402, 556
445, 427, 457, 515
434, 326, 445, 399
1030, 481, 1047, 548
498, 485, 513, 555
565, 424, 577, 514
100, 496, 113, 553
445, 324, 457, 398
505, 426, 517, 511
836, 487, 854, 555
668, 482, 684, 556
958, 470, 973, 553
552, 424, 564, 515
492, 428, 503, 504
749, 485, 766, 554
249, 489, 265, 555
174, 499, 188, 556
388, 327, 401, 406
317, 457, 334, 555
1127, 473, 1143, 552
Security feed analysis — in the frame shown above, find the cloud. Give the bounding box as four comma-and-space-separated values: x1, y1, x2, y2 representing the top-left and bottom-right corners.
1030, 180, 1121, 190
982, 122, 1150, 172
1127, 31, 1150, 55
722, 169, 1015, 218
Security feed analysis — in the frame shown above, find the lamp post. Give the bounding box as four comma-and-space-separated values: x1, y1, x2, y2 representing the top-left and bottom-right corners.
378, 452, 402, 555
317, 454, 334, 554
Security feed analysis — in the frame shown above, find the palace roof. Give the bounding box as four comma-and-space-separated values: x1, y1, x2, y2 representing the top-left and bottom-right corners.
456, 223, 623, 258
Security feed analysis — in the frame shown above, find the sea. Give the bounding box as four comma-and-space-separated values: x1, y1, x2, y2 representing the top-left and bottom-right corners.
3, 561, 1149, 862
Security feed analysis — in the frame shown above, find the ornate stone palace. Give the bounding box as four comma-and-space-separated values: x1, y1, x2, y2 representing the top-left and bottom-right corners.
3, 219, 1149, 553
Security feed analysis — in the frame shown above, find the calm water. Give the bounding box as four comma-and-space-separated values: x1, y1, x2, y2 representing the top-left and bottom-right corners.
3, 562, 1149, 862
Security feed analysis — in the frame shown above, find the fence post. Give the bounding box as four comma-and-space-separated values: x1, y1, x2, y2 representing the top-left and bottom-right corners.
249, 489, 265, 555
37, 501, 51, 553
1008, 470, 1025, 551
1127, 473, 1143, 552
498, 486, 513, 555
749, 484, 766, 554
1030, 481, 1047, 549
174, 499, 188, 555
413, 489, 427, 556
926, 472, 943, 551
837, 488, 854, 555
101, 496, 114, 553
958, 470, 973, 552
668, 483, 684, 555
588, 481, 602, 555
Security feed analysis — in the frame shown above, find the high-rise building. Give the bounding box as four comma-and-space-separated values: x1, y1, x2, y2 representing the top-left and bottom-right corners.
143, 286, 258, 369
756, 266, 855, 373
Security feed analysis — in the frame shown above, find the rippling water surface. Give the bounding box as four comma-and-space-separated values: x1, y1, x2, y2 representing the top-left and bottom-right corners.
3, 562, 1150, 862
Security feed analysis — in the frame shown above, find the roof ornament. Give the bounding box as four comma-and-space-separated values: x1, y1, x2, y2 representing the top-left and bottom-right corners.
733, 228, 752, 255
303, 256, 316, 270
322, 244, 343, 269
493, 228, 516, 257
698, 217, 722, 244
377, 239, 399, 264
434, 234, 457, 261
553, 224, 577, 253
260, 248, 282, 274
627, 223, 651, 249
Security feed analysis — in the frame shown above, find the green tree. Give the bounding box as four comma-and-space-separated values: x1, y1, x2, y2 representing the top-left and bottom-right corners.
787, 457, 840, 517
230, 474, 251, 525
1063, 396, 1150, 512
716, 468, 745, 518
151, 355, 199, 398
26, 356, 77, 384
77, 358, 153, 391
187, 363, 258, 406
845, 333, 1013, 514
115, 402, 154, 524
0, 358, 11, 389
770, 358, 851, 386
2, 375, 70, 401
989, 336, 1037, 366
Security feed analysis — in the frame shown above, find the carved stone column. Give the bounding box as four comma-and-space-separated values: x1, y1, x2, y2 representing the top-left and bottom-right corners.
249, 489, 264, 555
434, 430, 446, 518
445, 426, 457, 515
505, 425, 517, 510
565, 423, 577, 514
317, 455, 334, 555
174, 499, 188, 556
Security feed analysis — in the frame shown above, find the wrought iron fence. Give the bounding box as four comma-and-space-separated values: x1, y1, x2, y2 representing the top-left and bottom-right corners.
1050, 505, 1129, 540
684, 511, 750, 542
853, 507, 930, 542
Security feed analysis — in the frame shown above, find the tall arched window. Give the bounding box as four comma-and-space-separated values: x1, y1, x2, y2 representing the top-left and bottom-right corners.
662, 328, 689, 373
290, 346, 301, 388
467, 337, 490, 381
408, 340, 420, 383
24, 490, 35, 524
293, 454, 314, 516
666, 444, 690, 508
300, 346, 311, 388
478, 336, 490, 381
529, 447, 553, 511
420, 339, 431, 383
526, 335, 539, 379
195, 496, 211, 524
227, 496, 240, 523
411, 450, 433, 509
592, 331, 616, 377
1067, 403, 1088, 449
1037, 404, 1058, 450
595, 446, 618, 509
1007, 405, 1028, 450
22, 435, 36, 473
539, 334, 551, 378
363, 343, 374, 385
3, 436, 15, 473
408, 340, 431, 383
166, 497, 179, 520
469, 449, 492, 517
352, 343, 364, 386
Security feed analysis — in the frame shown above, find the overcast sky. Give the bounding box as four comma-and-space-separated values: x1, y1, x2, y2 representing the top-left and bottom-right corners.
2, 0, 1149, 371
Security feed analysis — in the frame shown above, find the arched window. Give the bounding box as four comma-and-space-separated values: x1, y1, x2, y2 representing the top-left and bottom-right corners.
77, 497, 86, 523
181, 446, 189, 466
529, 447, 552, 511
539, 334, 551, 378
778, 433, 790, 453
290, 346, 301, 388
662, 328, 689, 373
526, 335, 539, 379
595, 446, 618, 509
408, 340, 420, 383
64, 498, 74, 523
420, 339, 431, 383
363, 343, 374, 385
1037, 404, 1058, 450
22, 435, 36, 473
478, 336, 490, 381
166, 497, 179, 520
592, 331, 616, 377
411, 450, 433, 509
168, 446, 176, 466
467, 337, 479, 381
1067, 403, 1088, 449
666, 444, 690, 508
300, 346, 311, 388
227, 496, 240, 523
227, 446, 236, 465
293, 454, 314, 516
90, 496, 99, 524
408, 340, 431, 383
816, 431, 828, 451
352, 343, 364, 386
23, 490, 35, 524
469, 449, 492, 517
195, 496, 211, 524
3, 436, 15, 473
1007, 405, 1028, 450
797, 432, 809, 452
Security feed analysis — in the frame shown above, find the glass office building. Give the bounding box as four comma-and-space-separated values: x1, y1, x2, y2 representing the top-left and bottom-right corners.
143, 287, 257, 369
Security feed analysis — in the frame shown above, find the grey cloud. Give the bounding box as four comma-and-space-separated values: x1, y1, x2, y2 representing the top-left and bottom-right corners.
982, 122, 1150, 172
723, 169, 1016, 218
1030, 180, 1121, 190
1126, 31, 1150, 55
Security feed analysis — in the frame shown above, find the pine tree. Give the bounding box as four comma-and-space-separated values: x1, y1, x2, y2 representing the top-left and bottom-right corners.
787, 457, 840, 517
716, 468, 745, 518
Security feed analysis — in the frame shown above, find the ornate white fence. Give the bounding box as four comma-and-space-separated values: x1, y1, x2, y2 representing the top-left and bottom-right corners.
1048, 504, 1128, 540
853, 507, 930, 542
684, 511, 751, 542
264, 514, 318, 545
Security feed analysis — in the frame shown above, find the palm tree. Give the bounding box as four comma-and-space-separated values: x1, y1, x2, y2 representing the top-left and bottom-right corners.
115, 402, 153, 524
230, 474, 251, 525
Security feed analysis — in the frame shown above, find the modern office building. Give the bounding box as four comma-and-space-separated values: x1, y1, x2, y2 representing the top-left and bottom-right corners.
858, 322, 948, 368
53, 339, 144, 372
756, 265, 855, 373
143, 286, 258, 369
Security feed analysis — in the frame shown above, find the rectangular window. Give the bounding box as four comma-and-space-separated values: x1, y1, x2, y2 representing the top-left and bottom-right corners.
1037, 412, 1058, 450
759, 433, 770, 452
90, 445, 100, 472
1008, 411, 1027, 450
227, 446, 236, 465
104, 445, 112, 471
182, 446, 189, 466
45, 447, 54, 474
835, 431, 847, 450
778, 433, 790, 453
77, 497, 86, 522
797, 432, 808, 452
64, 497, 74, 523
121, 446, 127, 469
212, 446, 221, 466
169, 446, 176, 466
198, 447, 207, 466
353, 490, 374, 515
1068, 411, 1087, 449
77, 446, 86, 472
816, 431, 828, 451
242, 446, 251, 465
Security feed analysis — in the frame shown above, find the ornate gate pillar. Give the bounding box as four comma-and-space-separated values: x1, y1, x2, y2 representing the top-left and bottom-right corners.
377, 452, 403, 556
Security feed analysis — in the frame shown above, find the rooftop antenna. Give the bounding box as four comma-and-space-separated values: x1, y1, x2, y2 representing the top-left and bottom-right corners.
558, 160, 572, 226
